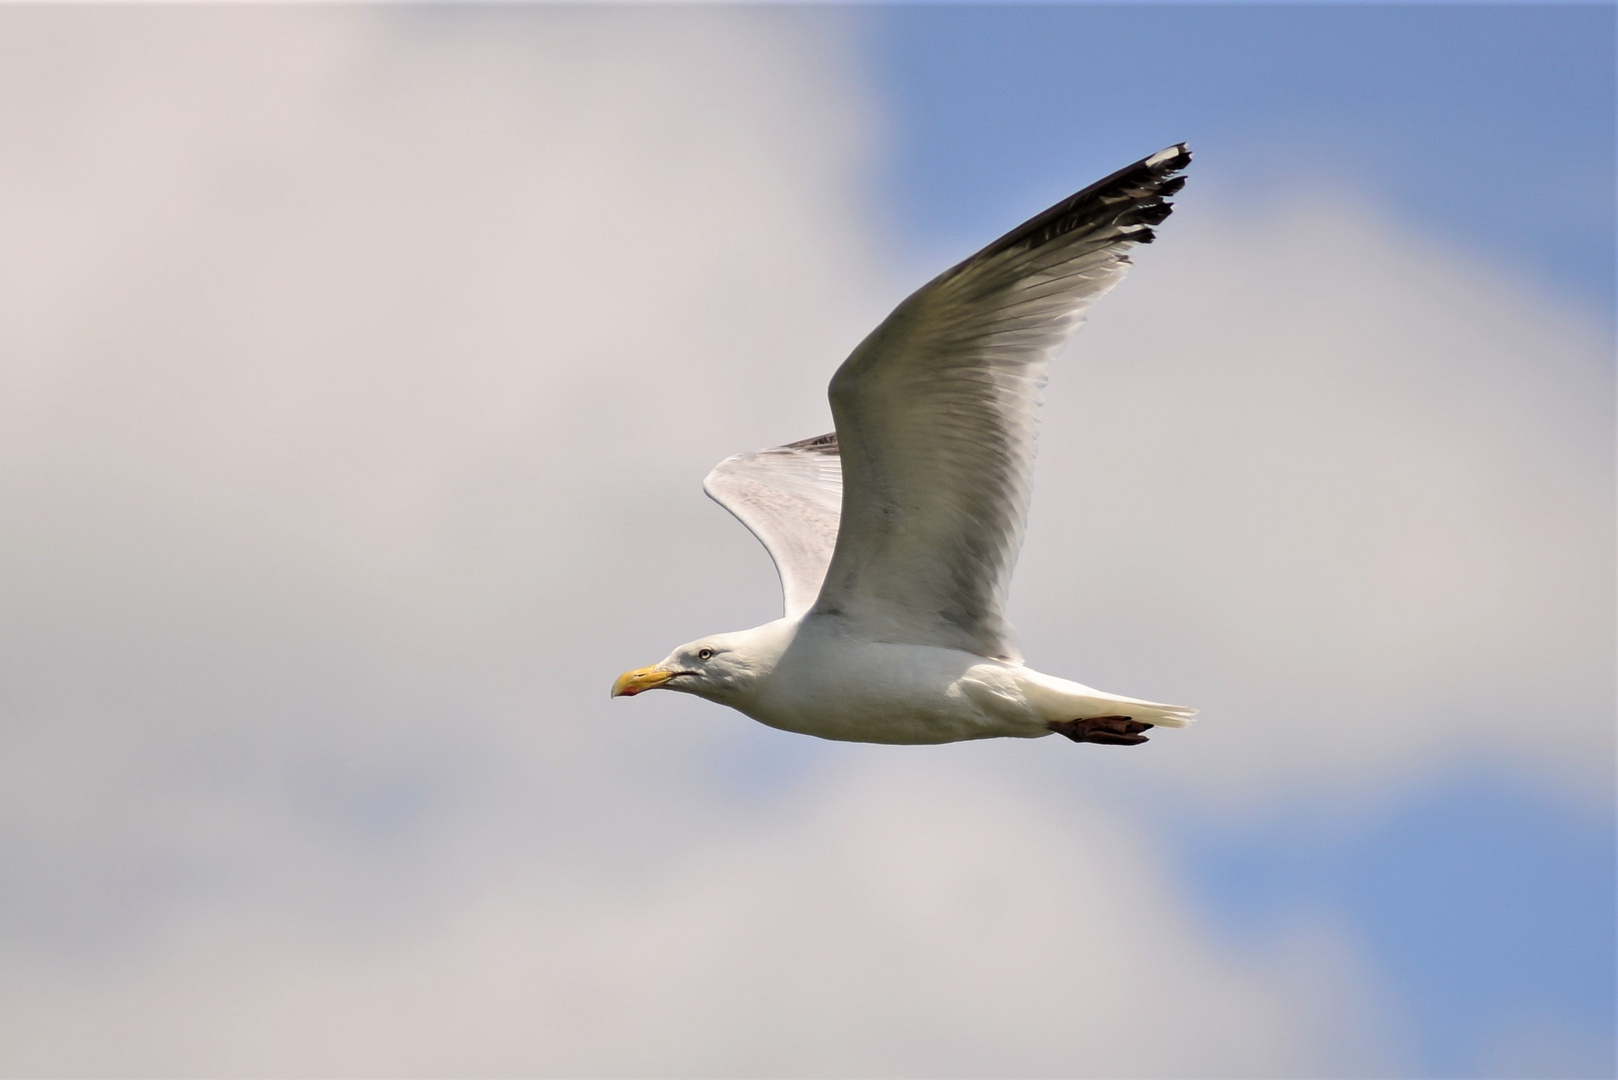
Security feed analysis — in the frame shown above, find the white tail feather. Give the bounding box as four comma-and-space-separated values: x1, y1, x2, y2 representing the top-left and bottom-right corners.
1018, 669, 1197, 729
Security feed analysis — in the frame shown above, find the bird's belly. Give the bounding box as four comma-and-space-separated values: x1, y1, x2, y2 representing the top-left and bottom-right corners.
742, 639, 1045, 745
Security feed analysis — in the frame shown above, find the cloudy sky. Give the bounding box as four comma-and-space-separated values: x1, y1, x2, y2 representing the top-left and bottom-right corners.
0, 5, 1611, 1078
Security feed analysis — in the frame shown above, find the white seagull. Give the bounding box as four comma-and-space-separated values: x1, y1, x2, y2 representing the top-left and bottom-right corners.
613, 145, 1196, 746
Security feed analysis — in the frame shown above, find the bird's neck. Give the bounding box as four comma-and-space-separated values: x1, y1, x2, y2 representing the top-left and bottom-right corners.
702, 617, 798, 708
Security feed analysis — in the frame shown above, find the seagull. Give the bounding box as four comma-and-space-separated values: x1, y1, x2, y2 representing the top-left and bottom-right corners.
613, 145, 1196, 746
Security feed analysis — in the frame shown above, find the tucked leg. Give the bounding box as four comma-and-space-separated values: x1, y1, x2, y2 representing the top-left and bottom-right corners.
1047, 715, 1154, 746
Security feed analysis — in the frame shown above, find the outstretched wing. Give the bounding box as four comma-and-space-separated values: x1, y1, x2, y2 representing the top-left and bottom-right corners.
812, 144, 1192, 661
703, 432, 843, 620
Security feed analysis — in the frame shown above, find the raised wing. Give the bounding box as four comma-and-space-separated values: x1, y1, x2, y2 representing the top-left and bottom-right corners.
703, 432, 843, 620
812, 144, 1192, 660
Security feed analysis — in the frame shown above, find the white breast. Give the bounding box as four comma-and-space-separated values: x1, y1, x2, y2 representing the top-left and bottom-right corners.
742, 624, 1047, 745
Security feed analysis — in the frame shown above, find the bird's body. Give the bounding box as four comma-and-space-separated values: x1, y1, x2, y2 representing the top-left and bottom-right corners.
614, 145, 1197, 747
756, 626, 1038, 744
656, 616, 1192, 745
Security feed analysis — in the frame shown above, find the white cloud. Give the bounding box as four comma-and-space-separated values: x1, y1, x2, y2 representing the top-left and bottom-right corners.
1010, 194, 1613, 809
0, 5, 1606, 1077
1, 760, 1389, 1078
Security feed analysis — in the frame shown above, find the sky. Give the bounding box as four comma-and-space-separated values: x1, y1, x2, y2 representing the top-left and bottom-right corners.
868, 4, 1616, 322
0, 5, 1611, 1079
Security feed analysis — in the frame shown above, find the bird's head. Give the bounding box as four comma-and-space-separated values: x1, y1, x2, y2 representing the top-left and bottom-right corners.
611, 623, 791, 706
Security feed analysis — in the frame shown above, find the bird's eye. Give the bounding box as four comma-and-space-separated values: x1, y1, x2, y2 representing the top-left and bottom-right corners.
697, 648, 714, 661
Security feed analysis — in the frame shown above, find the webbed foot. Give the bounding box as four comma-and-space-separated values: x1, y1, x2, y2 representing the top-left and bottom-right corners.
1047, 715, 1153, 746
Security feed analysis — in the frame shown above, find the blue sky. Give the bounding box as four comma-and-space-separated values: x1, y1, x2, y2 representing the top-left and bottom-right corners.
868, 7, 1615, 1076
870, 4, 1615, 322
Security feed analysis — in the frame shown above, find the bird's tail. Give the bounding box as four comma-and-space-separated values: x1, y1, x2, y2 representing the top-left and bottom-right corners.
1091, 695, 1198, 729
1018, 669, 1197, 729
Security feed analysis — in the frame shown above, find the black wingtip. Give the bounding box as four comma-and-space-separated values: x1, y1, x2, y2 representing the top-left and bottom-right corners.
948, 142, 1194, 273
1145, 143, 1193, 174
782, 431, 838, 455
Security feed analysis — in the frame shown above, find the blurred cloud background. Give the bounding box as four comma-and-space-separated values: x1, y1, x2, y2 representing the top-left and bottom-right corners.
0, 5, 1610, 1077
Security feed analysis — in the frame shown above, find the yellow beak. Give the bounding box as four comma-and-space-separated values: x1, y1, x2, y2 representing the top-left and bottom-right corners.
611, 665, 676, 698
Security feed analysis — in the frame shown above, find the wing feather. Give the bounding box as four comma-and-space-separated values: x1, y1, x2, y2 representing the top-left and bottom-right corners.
811, 144, 1192, 659
703, 433, 842, 620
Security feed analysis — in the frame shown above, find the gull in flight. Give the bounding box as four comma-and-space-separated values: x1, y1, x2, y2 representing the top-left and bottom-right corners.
613, 145, 1196, 746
